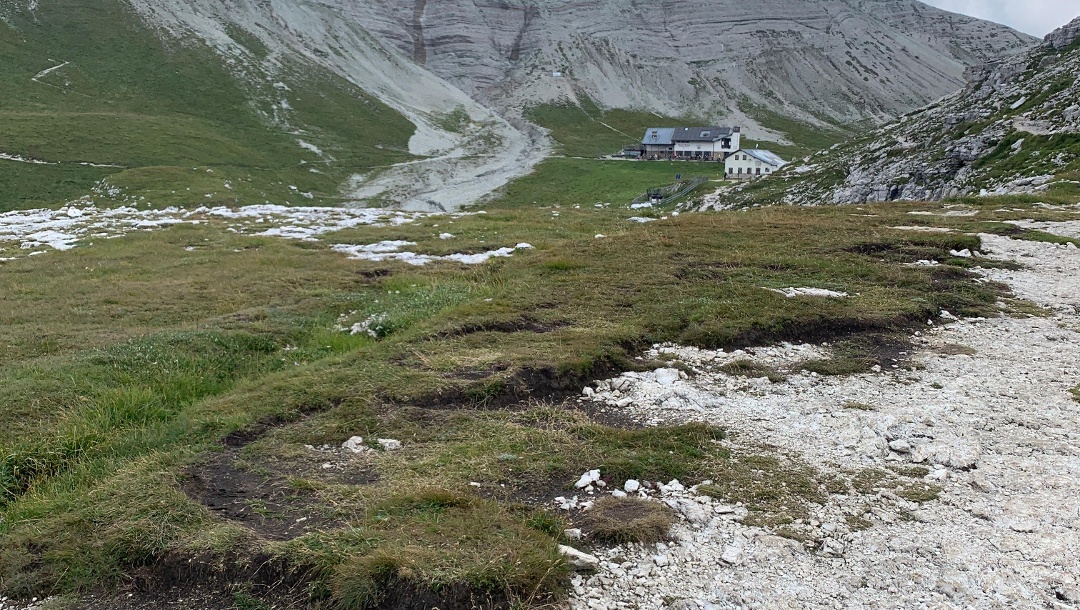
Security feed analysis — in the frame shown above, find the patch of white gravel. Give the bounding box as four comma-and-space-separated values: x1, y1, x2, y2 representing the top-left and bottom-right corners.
0, 201, 524, 267
567, 228, 1080, 610
330, 241, 533, 266
1011, 219, 1080, 241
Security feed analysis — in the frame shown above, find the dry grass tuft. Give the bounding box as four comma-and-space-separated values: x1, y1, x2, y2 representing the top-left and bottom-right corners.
580, 497, 675, 545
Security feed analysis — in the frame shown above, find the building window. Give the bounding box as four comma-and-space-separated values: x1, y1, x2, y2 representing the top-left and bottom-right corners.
756, 168, 761, 175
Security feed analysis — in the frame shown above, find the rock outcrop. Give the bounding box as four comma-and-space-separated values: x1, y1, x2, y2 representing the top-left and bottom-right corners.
705, 15, 1079, 208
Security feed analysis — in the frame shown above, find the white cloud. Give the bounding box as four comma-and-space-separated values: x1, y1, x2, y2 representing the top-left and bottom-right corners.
920, 0, 1079, 37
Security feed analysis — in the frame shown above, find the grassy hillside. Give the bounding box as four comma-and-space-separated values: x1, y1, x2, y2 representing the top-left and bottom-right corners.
0, 0, 415, 212
527, 96, 851, 161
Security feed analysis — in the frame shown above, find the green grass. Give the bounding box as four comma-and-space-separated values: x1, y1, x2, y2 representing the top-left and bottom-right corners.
1, 155, 1078, 606
0, 0, 414, 211
527, 96, 849, 162
526, 98, 697, 158
490, 157, 725, 209
718, 360, 787, 383
971, 132, 1080, 190
738, 100, 852, 160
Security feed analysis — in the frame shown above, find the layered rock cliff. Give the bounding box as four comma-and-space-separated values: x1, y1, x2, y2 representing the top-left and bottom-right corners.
713, 15, 1079, 207
339, 0, 1036, 129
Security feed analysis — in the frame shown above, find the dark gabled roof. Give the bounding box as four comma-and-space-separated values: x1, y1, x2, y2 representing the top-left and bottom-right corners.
672, 126, 734, 142
642, 127, 676, 146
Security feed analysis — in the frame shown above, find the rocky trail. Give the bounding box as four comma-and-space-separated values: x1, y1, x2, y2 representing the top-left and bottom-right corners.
563, 225, 1080, 609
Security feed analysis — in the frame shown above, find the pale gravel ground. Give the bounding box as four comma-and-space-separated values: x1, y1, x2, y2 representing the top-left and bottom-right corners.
569, 228, 1080, 610
0, 202, 536, 266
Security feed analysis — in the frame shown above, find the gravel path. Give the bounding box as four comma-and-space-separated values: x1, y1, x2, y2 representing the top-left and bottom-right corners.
569, 228, 1080, 610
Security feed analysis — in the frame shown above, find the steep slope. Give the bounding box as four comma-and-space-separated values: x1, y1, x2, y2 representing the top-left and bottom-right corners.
0, 0, 422, 211
0, 0, 545, 212
708, 16, 1080, 208
357, 0, 1035, 134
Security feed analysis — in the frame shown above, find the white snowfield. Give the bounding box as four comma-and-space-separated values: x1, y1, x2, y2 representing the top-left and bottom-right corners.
125, 0, 547, 212
0, 203, 533, 266
569, 230, 1080, 609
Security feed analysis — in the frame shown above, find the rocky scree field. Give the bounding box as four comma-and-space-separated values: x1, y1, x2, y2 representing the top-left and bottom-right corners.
702, 16, 1080, 209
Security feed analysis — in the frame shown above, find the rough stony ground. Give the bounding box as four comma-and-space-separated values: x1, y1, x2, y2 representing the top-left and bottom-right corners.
567, 228, 1080, 609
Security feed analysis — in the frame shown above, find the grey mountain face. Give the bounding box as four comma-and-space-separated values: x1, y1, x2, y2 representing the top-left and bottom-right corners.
370, 0, 1035, 128
743, 15, 1080, 207
122, 0, 1036, 209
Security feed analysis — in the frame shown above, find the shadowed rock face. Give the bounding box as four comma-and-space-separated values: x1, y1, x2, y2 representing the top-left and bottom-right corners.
362, 0, 1035, 126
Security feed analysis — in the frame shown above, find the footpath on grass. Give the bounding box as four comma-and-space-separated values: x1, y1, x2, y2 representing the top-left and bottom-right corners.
564, 227, 1080, 609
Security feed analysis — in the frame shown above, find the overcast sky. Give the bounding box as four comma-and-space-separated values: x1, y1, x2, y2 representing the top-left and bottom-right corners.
919, 0, 1079, 37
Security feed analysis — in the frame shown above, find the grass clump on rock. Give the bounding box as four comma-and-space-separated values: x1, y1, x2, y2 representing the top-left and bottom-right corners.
580, 497, 675, 545
718, 359, 787, 383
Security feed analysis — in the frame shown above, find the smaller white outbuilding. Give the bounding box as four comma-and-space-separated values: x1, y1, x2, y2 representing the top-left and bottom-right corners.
725, 149, 786, 179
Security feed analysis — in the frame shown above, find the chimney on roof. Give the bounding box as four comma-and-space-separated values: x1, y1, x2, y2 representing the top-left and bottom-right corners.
733, 127, 741, 133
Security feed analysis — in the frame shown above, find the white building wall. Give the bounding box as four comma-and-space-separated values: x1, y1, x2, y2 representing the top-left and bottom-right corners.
724, 151, 779, 177
673, 138, 738, 157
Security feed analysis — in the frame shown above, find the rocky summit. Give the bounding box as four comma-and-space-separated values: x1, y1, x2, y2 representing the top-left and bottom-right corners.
713, 15, 1080, 207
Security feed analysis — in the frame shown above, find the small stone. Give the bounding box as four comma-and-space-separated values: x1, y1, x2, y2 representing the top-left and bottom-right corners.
575, 469, 602, 489
377, 438, 402, 451
889, 439, 911, 453
624, 479, 641, 493
1009, 520, 1038, 533
653, 554, 670, 567
341, 436, 367, 453
654, 368, 681, 385
559, 545, 600, 571
721, 544, 743, 564
564, 528, 583, 540
610, 489, 627, 498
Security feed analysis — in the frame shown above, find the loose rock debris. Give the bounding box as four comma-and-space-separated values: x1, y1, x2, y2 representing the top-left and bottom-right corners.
564, 226, 1080, 610
0, 202, 534, 266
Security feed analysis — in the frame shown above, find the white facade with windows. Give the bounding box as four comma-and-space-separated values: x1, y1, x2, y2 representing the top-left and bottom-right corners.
724, 149, 786, 179
641, 126, 740, 160
672, 128, 741, 158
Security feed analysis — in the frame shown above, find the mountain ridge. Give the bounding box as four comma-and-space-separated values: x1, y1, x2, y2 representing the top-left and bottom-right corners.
1, 0, 1039, 211
702, 15, 1080, 208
